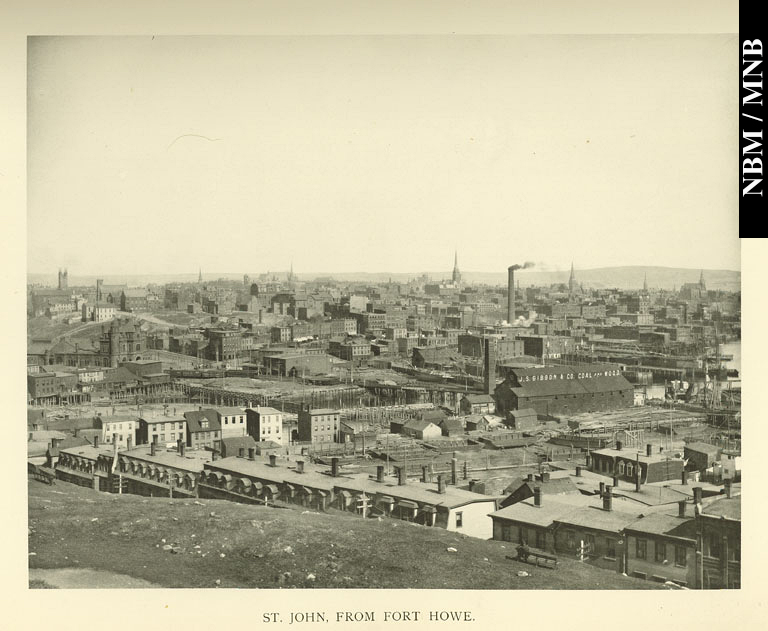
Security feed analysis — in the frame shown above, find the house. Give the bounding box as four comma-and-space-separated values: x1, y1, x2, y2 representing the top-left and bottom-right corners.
115, 441, 211, 497
684, 442, 722, 472
101, 414, 138, 449
246, 407, 284, 445
339, 420, 378, 445
506, 408, 538, 430
137, 416, 187, 447
219, 436, 259, 459
438, 417, 464, 437
697, 495, 741, 588
499, 472, 580, 508
183, 409, 222, 450
623, 511, 698, 587
459, 394, 496, 416
297, 406, 341, 443
55, 439, 122, 491
590, 442, 685, 484
401, 419, 442, 441
211, 407, 248, 439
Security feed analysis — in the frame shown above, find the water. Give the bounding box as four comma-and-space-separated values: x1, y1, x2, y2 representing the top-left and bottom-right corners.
720, 341, 741, 377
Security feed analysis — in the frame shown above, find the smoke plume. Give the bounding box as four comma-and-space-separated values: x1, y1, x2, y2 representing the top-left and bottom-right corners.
509, 262, 535, 271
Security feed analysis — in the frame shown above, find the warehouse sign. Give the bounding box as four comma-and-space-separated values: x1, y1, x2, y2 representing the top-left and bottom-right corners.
522, 369, 621, 382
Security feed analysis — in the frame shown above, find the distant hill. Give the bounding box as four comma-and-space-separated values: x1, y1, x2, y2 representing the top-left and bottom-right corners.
27, 266, 740, 292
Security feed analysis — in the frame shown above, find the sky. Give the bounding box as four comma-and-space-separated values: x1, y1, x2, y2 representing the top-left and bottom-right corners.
27, 35, 741, 276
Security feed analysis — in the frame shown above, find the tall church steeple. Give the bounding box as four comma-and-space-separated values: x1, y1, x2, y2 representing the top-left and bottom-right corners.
568, 262, 576, 293
452, 250, 462, 284
198, 268, 202, 283
699, 269, 706, 290
643, 272, 648, 292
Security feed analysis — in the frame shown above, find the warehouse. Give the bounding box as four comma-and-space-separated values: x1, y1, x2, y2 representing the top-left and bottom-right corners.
494, 364, 633, 417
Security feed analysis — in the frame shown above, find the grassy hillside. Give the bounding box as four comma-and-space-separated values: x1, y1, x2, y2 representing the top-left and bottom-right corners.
28, 479, 659, 590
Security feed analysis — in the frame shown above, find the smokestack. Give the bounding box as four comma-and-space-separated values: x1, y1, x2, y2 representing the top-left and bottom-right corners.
693, 487, 703, 505
646, 444, 653, 457
603, 485, 613, 511
437, 475, 446, 494
533, 486, 542, 507
397, 466, 406, 486
681, 470, 688, 485
376, 465, 384, 482
575, 465, 582, 477
238, 447, 245, 458
331, 457, 339, 477
451, 458, 458, 485
248, 447, 255, 461
296, 460, 304, 474
678, 500, 686, 518
269, 454, 277, 467
93, 435, 99, 448
150, 442, 156, 456
483, 338, 496, 395
421, 465, 428, 482
507, 266, 516, 323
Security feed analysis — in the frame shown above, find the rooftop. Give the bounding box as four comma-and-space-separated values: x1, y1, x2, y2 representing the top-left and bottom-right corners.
121, 445, 212, 472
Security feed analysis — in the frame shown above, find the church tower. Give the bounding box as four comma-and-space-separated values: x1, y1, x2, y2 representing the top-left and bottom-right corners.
452, 250, 462, 285
58, 268, 68, 290
568, 262, 576, 294
699, 269, 706, 291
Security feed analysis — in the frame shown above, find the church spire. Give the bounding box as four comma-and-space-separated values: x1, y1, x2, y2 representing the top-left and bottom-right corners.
699, 269, 706, 289
452, 250, 461, 284
643, 272, 648, 292
568, 262, 576, 293
198, 268, 202, 283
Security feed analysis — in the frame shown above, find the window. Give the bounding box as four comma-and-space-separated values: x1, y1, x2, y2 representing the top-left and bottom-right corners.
455, 512, 463, 528
626, 463, 634, 478
179, 423, 183, 430
605, 538, 617, 559
675, 546, 687, 567
655, 541, 666, 563
707, 534, 721, 559
636, 538, 647, 559
618, 462, 625, 475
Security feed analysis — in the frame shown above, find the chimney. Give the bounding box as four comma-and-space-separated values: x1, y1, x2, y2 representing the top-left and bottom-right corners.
681, 470, 688, 485
179, 442, 185, 457
212, 450, 217, 461
126, 436, 132, 450
451, 458, 458, 485
239, 447, 245, 458
527, 473, 534, 482
646, 443, 653, 457
693, 486, 703, 505
541, 471, 550, 482
725, 479, 732, 499
616, 440, 622, 451
421, 465, 428, 482
150, 442, 156, 456
153, 434, 158, 445
575, 465, 582, 477
397, 466, 406, 486
678, 500, 686, 518
376, 465, 384, 482
585, 452, 592, 468
437, 475, 446, 494
198, 405, 202, 411
112, 433, 118, 446
248, 447, 255, 461
533, 486, 542, 507
603, 485, 613, 511
507, 266, 516, 323
599, 481, 605, 497
331, 457, 339, 477
635, 453, 642, 492
613, 475, 619, 488
177, 439, 183, 453
269, 454, 277, 467
93, 435, 99, 448
483, 338, 496, 395
296, 460, 304, 474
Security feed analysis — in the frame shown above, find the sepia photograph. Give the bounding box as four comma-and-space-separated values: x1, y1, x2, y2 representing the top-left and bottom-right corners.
24, 31, 742, 595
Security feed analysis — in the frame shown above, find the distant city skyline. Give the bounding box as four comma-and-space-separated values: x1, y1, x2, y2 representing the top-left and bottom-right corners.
28, 35, 740, 275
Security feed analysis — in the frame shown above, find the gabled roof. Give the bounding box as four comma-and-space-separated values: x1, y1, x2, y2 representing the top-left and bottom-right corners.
684, 442, 721, 455
403, 419, 440, 432
184, 410, 221, 433
463, 394, 495, 404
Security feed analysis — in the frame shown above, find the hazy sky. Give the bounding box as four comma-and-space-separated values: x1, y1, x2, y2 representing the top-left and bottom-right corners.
27, 35, 740, 276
